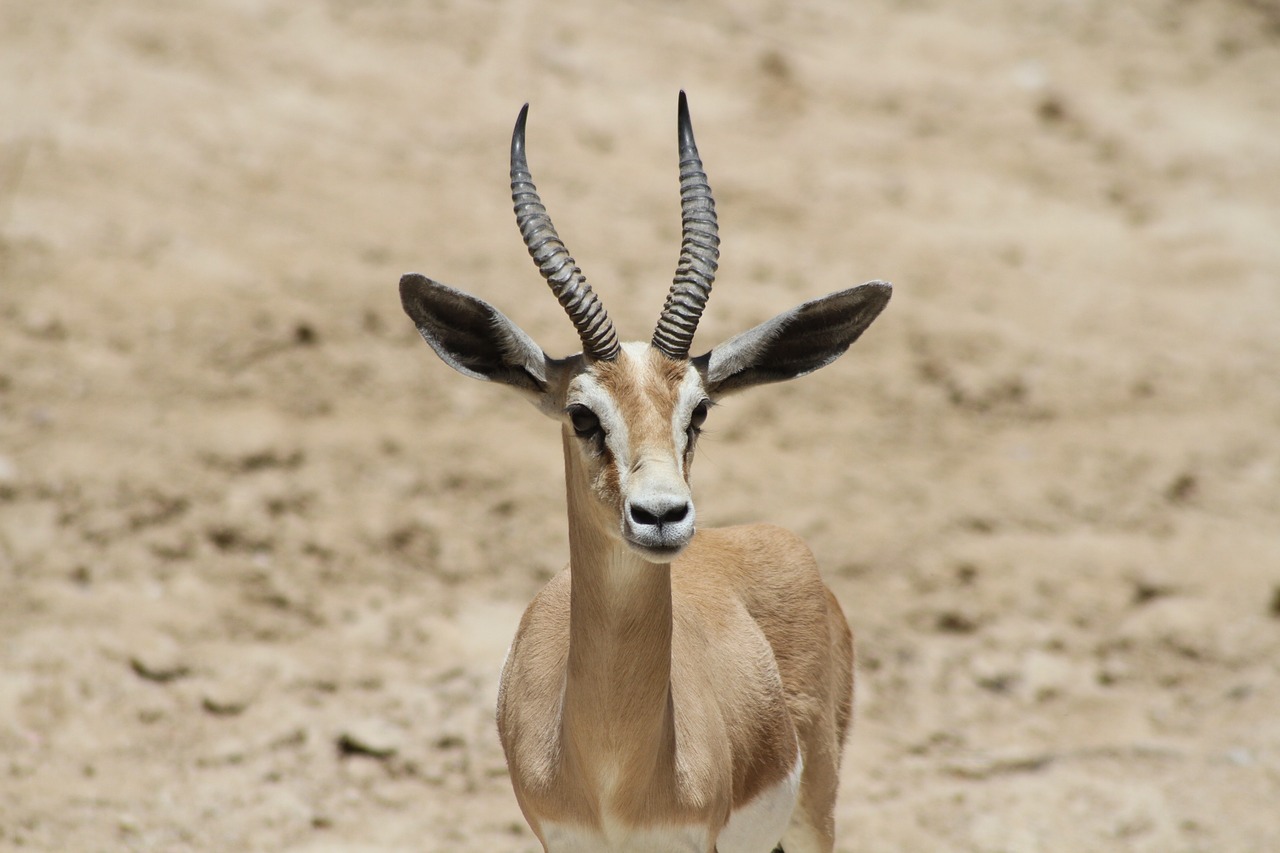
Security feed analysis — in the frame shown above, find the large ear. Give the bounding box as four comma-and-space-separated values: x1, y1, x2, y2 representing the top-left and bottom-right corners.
693, 281, 891, 396
400, 273, 558, 402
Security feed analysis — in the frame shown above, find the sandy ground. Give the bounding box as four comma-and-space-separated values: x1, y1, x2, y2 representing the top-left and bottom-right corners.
2, 1, 1279, 850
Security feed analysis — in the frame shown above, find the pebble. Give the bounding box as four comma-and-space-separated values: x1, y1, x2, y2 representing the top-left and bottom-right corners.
336, 719, 401, 759
201, 689, 251, 717
1021, 650, 1074, 701
129, 649, 191, 684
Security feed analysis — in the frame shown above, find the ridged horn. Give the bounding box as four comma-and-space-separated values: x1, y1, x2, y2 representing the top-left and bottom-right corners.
652, 90, 720, 361
510, 104, 620, 362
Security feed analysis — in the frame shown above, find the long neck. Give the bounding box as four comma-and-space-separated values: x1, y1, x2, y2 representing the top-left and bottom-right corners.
560, 432, 676, 782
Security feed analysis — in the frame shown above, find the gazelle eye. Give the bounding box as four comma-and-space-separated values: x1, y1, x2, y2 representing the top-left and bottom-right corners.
568, 406, 602, 439
689, 400, 709, 432
686, 400, 710, 450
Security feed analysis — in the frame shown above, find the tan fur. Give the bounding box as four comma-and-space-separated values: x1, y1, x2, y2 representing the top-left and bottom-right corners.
495, 346, 854, 851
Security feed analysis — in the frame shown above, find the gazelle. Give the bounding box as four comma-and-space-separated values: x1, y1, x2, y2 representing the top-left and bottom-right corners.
399, 93, 891, 853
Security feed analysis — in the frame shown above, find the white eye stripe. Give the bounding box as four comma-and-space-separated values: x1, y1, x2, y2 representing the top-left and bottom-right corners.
671, 368, 709, 472
567, 351, 708, 480
567, 377, 630, 462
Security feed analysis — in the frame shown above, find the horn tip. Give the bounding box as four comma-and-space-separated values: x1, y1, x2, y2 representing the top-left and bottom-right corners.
512, 103, 530, 162
677, 91, 694, 150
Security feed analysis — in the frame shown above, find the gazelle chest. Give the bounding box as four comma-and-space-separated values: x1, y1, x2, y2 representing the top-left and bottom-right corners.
535, 753, 801, 853
538, 819, 713, 853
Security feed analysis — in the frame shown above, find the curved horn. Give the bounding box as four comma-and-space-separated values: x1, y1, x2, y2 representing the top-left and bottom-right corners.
652, 91, 720, 361
510, 104, 620, 362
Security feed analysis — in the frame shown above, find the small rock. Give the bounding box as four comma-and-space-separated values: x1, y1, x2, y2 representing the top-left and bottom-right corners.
200, 663, 267, 716
970, 652, 1019, 694
1021, 650, 1073, 701
1119, 598, 1219, 662
1130, 575, 1176, 606
337, 719, 401, 759
934, 609, 982, 634
1096, 653, 1131, 686
201, 691, 251, 717
129, 651, 191, 684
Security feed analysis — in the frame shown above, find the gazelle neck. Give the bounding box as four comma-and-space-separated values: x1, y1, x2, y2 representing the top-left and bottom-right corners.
560, 431, 677, 780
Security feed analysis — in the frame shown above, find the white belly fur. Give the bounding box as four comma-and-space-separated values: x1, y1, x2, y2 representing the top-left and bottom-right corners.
716, 753, 803, 853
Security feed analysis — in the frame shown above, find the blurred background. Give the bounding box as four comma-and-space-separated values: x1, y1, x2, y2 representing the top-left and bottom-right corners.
2, 1, 1278, 850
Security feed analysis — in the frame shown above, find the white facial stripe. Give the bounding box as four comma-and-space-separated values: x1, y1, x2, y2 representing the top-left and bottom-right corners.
566, 346, 702, 557
672, 366, 708, 475
566, 374, 630, 463
567, 346, 710, 476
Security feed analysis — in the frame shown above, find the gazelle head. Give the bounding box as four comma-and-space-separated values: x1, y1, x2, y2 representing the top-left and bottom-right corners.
401, 93, 890, 563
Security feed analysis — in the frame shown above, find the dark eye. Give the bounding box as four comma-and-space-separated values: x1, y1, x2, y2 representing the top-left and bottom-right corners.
689, 400, 709, 431
568, 406, 602, 440
686, 400, 710, 448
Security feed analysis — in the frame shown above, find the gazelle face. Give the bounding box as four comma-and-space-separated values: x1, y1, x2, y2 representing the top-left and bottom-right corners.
398, 94, 892, 566
561, 343, 709, 561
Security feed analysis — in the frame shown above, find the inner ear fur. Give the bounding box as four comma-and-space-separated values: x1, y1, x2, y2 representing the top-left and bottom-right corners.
399, 273, 555, 396
694, 281, 891, 396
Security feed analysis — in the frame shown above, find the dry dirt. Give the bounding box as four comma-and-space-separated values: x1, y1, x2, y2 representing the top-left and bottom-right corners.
2, 1, 1279, 851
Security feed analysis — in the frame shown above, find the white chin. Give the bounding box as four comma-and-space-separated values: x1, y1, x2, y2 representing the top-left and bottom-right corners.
625, 538, 690, 563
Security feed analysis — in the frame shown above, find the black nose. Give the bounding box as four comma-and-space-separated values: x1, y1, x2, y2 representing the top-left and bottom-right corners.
629, 501, 690, 528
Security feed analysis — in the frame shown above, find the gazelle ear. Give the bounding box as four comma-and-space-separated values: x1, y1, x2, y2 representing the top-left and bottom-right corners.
694, 281, 891, 397
400, 273, 559, 402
